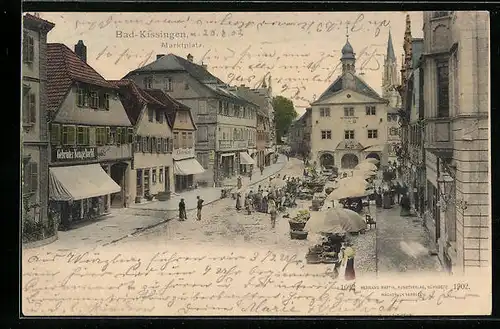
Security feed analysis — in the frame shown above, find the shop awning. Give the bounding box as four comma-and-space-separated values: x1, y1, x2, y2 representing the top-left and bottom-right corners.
49, 164, 121, 202
364, 145, 384, 152
239, 152, 255, 165
221, 153, 235, 157
174, 158, 205, 175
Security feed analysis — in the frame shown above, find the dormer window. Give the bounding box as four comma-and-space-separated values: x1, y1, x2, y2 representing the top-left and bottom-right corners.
89, 91, 99, 109
156, 109, 163, 123
165, 78, 173, 92
144, 77, 153, 89
76, 87, 88, 107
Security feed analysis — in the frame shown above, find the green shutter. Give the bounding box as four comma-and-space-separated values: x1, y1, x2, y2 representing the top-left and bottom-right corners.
51, 124, 60, 145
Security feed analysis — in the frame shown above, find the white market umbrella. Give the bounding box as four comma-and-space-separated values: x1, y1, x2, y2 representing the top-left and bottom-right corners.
355, 162, 378, 172
326, 186, 371, 201
305, 207, 367, 234
362, 158, 380, 165
338, 176, 369, 189
353, 169, 377, 179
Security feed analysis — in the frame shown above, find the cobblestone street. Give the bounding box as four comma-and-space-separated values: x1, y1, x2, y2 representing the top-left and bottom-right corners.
375, 206, 442, 274
25, 156, 441, 277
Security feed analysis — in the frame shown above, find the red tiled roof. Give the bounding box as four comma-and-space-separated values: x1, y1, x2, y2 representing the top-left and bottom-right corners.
111, 79, 173, 127
142, 89, 193, 128
47, 43, 115, 111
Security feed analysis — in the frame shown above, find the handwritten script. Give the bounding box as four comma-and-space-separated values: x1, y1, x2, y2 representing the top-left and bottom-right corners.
41, 12, 398, 108
22, 246, 487, 316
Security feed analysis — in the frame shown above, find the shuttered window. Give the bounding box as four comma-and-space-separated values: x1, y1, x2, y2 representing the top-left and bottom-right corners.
62, 125, 76, 145
128, 128, 134, 144
23, 162, 38, 194
51, 124, 61, 145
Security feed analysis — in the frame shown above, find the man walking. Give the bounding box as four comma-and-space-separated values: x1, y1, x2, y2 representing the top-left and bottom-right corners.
196, 196, 204, 221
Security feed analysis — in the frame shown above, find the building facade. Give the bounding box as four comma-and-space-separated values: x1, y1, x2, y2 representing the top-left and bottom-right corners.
397, 15, 426, 218
399, 12, 490, 274
251, 77, 276, 164
381, 31, 403, 165
114, 80, 176, 203
47, 41, 133, 230
310, 37, 391, 170
21, 14, 55, 242
288, 108, 312, 158
236, 84, 274, 168
144, 89, 202, 192
423, 11, 489, 274
123, 53, 257, 185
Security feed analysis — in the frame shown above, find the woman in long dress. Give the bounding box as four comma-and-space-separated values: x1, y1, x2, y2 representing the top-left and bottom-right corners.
236, 193, 242, 211
343, 246, 356, 281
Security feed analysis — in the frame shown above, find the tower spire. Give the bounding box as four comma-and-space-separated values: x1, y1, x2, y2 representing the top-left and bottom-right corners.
387, 29, 396, 61
346, 22, 350, 40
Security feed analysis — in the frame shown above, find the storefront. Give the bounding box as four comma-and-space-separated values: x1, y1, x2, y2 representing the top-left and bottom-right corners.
49, 145, 131, 230
219, 152, 236, 178
173, 148, 205, 192
49, 162, 121, 230
239, 151, 255, 174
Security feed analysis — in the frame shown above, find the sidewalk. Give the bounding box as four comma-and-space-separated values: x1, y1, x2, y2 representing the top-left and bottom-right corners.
32, 155, 288, 249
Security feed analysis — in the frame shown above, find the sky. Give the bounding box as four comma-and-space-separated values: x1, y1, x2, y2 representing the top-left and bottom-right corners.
36, 11, 423, 115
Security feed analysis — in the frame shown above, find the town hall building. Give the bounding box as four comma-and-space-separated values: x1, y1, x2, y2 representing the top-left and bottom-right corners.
310, 34, 392, 170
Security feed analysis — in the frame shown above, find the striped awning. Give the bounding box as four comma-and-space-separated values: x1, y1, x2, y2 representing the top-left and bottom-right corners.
49, 164, 121, 201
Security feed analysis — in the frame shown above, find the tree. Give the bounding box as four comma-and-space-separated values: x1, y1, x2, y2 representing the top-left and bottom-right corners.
272, 95, 297, 144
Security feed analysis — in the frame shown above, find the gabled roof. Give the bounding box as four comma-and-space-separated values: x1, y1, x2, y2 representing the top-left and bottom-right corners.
110, 79, 166, 125
47, 43, 116, 112
127, 53, 223, 84
235, 87, 268, 116
312, 72, 386, 104
125, 54, 254, 105
143, 89, 194, 128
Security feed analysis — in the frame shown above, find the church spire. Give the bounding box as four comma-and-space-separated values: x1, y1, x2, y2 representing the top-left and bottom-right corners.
387, 30, 396, 62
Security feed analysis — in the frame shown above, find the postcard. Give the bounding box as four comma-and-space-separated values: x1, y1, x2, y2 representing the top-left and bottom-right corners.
21, 11, 491, 316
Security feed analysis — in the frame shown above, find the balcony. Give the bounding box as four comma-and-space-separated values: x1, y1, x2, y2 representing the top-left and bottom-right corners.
218, 140, 248, 150
97, 144, 133, 161
424, 118, 453, 158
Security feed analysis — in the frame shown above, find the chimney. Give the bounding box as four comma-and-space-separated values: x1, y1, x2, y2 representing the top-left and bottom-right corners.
187, 53, 193, 62
201, 62, 207, 69
74, 40, 87, 63
156, 54, 165, 60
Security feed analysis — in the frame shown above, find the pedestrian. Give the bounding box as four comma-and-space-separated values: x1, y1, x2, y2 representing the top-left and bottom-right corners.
249, 169, 253, 181
178, 198, 186, 220
244, 194, 252, 215
268, 197, 277, 228
260, 165, 264, 176
237, 176, 242, 190
262, 195, 268, 213
400, 192, 411, 217
286, 152, 290, 161
196, 196, 204, 221
342, 246, 356, 281
236, 193, 242, 211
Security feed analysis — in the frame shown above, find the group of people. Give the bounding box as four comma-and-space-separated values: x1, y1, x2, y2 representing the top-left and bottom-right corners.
373, 178, 412, 216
